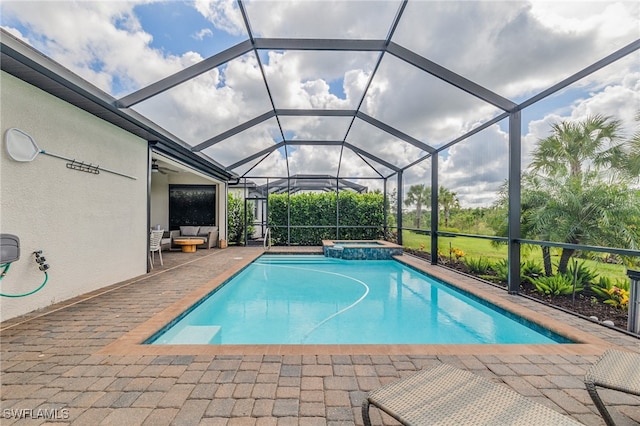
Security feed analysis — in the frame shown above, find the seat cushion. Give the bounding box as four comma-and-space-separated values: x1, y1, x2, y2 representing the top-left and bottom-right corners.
198, 226, 218, 236
180, 226, 200, 236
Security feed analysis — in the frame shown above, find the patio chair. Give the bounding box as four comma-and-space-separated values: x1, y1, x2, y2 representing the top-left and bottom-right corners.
362, 363, 582, 425
584, 349, 640, 426
149, 229, 164, 269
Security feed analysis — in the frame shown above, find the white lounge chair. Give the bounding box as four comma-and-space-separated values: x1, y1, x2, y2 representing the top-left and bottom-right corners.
584, 349, 640, 426
363, 363, 582, 425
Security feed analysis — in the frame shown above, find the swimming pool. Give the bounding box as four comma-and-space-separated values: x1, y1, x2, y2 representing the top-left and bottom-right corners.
148, 255, 571, 345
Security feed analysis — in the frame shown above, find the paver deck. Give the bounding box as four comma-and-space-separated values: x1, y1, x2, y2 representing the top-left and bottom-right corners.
1, 247, 639, 425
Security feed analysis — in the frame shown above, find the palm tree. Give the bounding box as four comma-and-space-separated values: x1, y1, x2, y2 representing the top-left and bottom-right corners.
404, 184, 430, 229
624, 112, 640, 180
527, 114, 639, 273
490, 176, 555, 276
520, 174, 555, 276
438, 186, 459, 228
531, 114, 626, 179
527, 172, 639, 273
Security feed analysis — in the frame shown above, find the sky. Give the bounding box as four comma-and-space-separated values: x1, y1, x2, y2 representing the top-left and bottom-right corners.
1, 0, 639, 208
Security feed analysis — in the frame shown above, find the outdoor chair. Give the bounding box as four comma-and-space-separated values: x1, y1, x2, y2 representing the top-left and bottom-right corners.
149, 229, 164, 268
362, 363, 582, 426
584, 349, 640, 426
160, 231, 172, 251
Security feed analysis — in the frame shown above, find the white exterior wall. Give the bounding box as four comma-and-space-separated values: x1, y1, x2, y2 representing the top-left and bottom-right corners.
0, 72, 148, 321
150, 172, 169, 230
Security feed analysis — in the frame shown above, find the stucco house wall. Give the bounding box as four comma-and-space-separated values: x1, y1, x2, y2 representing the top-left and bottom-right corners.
0, 71, 148, 321
150, 172, 170, 230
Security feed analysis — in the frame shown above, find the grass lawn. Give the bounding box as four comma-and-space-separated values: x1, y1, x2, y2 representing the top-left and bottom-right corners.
402, 230, 631, 283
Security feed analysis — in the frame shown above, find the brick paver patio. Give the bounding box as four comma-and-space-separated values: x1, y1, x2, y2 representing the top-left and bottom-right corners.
1, 247, 639, 425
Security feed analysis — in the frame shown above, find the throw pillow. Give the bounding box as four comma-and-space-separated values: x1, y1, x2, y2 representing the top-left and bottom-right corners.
180, 226, 200, 236
198, 226, 218, 236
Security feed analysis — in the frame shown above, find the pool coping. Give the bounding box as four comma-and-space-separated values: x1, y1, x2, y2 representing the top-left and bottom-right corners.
98, 251, 616, 357
322, 239, 402, 248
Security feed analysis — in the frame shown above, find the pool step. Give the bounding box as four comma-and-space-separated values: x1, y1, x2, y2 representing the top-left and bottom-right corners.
167, 325, 222, 344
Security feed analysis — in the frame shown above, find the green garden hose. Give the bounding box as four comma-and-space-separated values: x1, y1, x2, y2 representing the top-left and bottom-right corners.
0, 262, 49, 297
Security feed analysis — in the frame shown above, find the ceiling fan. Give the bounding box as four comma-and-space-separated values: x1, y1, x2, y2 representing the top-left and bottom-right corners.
152, 159, 179, 175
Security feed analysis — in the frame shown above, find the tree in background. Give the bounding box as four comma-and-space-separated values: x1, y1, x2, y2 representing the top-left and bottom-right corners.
624, 112, 640, 180
492, 114, 639, 275
531, 114, 629, 180
404, 184, 430, 229
531, 114, 639, 273
403, 184, 462, 229
529, 172, 639, 273
228, 192, 245, 244
386, 188, 398, 228
438, 186, 459, 228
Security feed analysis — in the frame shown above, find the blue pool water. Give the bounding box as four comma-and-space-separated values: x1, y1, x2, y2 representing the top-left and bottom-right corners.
149, 255, 571, 345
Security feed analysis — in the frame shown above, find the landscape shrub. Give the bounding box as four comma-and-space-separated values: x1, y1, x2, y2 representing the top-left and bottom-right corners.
268, 192, 384, 245
228, 193, 246, 244
521, 260, 544, 284
491, 259, 509, 282
532, 274, 583, 297
591, 276, 630, 309
565, 259, 598, 287
463, 257, 492, 274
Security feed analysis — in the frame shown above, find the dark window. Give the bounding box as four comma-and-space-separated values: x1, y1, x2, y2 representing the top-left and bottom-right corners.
169, 185, 216, 229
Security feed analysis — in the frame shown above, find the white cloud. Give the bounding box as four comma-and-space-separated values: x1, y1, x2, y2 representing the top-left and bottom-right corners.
132, 52, 273, 146
288, 145, 342, 175
522, 69, 640, 169
233, 145, 288, 177
570, 73, 640, 136
203, 119, 281, 168
0, 0, 188, 95
347, 119, 424, 169
279, 116, 352, 140
261, 50, 377, 109
530, 1, 639, 41
1, 0, 638, 204
438, 125, 510, 208
243, 0, 402, 39
392, 1, 639, 100
362, 54, 502, 148
193, 28, 213, 40
193, 0, 246, 36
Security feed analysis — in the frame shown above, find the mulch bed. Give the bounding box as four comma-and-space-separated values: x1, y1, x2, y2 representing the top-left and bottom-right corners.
404, 248, 629, 329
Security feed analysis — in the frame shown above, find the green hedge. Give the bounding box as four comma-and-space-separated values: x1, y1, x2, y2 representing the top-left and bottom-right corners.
228, 192, 255, 244
268, 192, 385, 245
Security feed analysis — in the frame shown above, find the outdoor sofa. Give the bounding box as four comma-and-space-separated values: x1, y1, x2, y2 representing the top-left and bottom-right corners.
169, 226, 218, 250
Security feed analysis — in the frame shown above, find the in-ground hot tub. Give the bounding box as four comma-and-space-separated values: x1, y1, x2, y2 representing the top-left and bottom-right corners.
322, 240, 403, 260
